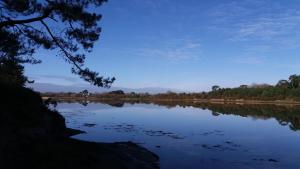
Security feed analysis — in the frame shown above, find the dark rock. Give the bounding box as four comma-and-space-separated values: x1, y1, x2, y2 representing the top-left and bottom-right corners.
64, 128, 86, 137
268, 159, 279, 163
83, 123, 97, 127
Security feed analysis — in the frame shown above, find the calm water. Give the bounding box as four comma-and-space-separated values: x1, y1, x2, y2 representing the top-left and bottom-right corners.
57, 102, 300, 169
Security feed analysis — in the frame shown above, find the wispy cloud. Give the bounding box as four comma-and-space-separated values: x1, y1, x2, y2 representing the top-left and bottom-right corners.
209, 0, 265, 20
132, 0, 171, 10
208, 0, 300, 47
29, 75, 81, 86
243, 45, 271, 53
229, 44, 268, 65
275, 63, 300, 70
138, 40, 202, 62
231, 55, 265, 64
232, 12, 300, 42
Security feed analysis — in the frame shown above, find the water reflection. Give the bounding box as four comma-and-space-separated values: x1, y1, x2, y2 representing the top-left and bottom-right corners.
56, 101, 300, 169
61, 99, 300, 131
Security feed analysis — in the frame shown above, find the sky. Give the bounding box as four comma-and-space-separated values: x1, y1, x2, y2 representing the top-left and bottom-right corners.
25, 0, 300, 92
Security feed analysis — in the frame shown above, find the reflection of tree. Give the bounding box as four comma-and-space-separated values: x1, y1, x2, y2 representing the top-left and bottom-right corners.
108, 102, 124, 107
212, 111, 220, 116
93, 100, 300, 131
194, 103, 300, 131
88, 100, 124, 107
79, 100, 89, 107
79, 90, 89, 98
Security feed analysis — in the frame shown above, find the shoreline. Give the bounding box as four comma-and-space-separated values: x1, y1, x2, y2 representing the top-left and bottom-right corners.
42, 96, 300, 106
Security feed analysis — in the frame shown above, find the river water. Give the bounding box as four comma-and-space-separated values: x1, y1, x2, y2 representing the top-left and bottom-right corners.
57, 102, 300, 169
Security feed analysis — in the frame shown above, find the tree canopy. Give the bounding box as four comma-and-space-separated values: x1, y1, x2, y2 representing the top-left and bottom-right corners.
0, 0, 115, 87
212, 85, 220, 91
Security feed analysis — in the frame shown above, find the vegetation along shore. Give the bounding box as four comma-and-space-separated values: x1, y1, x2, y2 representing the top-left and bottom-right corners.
42, 74, 300, 105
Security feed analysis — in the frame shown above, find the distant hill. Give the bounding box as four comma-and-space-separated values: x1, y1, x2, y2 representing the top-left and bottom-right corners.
27, 83, 179, 94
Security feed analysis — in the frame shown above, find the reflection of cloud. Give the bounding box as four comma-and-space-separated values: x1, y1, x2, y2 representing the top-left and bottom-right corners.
139, 39, 202, 62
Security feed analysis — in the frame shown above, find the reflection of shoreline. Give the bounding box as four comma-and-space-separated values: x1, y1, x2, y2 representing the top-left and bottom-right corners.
42, 97, 300, 106
49, 98, 300, 131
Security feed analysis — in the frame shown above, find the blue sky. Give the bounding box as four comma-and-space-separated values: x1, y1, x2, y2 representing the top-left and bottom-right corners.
25, 0, 300, 91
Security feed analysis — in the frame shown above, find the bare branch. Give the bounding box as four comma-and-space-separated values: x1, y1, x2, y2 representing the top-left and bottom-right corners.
0, 9, 52, 28
40, 19, 82, 71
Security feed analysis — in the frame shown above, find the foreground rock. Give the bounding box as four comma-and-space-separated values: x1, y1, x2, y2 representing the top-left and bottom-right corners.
0, 84, 159, 169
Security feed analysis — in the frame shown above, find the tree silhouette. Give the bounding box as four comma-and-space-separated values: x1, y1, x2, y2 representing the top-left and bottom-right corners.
79, 89, 89, 97
0, 57, 29, 86
0, 0, 115, 87
276, 79, 289, 88
212, 85, 220, 91
288, 75, 300, 89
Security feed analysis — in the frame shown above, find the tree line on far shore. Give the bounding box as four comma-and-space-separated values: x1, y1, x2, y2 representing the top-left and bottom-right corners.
42, 74, 300, 101
204, 74, 300, 101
